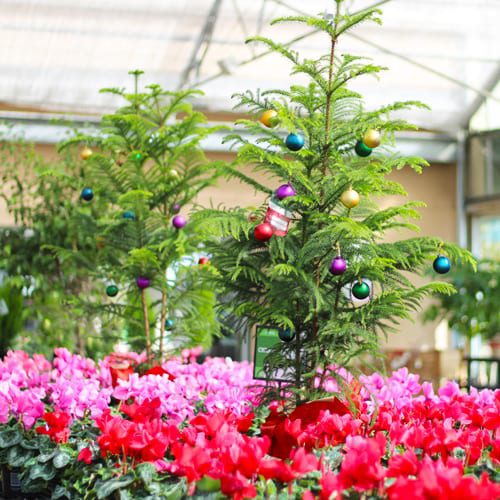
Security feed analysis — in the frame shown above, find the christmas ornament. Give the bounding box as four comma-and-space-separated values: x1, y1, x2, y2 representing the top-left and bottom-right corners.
106, 285, 119, 297
80, 146, 93, 160
172, 203, 181, 214
340, 188, 360, 209
172, 215, 187, 229
165, 318, 174, 329
254, 222, 274, 241
248, 212, 258, 222
352, 280, 370, 300
198, 257, 209, 265
363, 129, 381, 148
95, 236, 105, 249
433, 255, 451, 274
260, 110, 278, 128
132, 152, 143, 162
279, 328, 295, 342
285, 133, 304, 151
264, 200, 293, 237
329, 256, 347, 275
275, 183, 296, 200
355, 140, 372, 157
123, 210, 136, 220
136, 276, 150, 289
169, 169, 179, 178
81, 187, 94, 201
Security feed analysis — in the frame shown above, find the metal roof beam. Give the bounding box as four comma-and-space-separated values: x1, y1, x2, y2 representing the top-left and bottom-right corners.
177, 0, 224, 89
458, 63, 500, 129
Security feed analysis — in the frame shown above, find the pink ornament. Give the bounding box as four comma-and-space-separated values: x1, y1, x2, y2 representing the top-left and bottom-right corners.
275, 183, 296, 200
136, 276, 150, 289
172, 215, 187, 229
329, 256, 347, 275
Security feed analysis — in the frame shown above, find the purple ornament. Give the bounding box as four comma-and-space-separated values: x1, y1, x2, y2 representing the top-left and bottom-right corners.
136, 276, 150, 289
329, 256, 347, 275
172, 203, 181, 214
172, 215, 186, 229
275, 183, 296, 200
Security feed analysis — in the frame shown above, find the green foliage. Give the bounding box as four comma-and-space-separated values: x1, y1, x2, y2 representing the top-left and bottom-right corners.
0, 419, 189, 499
0, 282, 24, 357
0, 140, 113, 358
57, 72, 223, 360
424, 259, 500, 341
197, 1, 474, 402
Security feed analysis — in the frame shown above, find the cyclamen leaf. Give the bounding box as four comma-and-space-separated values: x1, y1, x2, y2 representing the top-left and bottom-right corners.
95, 475, 135, 499
53, 450, 72, 468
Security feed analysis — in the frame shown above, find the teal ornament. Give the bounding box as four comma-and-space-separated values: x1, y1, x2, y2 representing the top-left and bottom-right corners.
106, 285, 119, 297
165, 318, 174, 329
81, 187, 94, 201
285, 133, 305, 151
279, 328, 295, 342
433, 255, 451, 274
352, 280, 370, 300
123, 210, 136, 220
355, 140, 372, 157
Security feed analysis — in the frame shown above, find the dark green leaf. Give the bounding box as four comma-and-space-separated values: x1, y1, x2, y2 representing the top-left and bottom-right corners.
53, 450, 72, 469
95, 474, 135, 499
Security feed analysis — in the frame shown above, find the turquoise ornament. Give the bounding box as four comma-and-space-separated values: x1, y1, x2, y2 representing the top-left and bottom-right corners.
433, 255, 451, 274
285, 133, 305, 151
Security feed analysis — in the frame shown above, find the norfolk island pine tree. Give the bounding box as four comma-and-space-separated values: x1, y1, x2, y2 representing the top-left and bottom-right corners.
192, 1, 474, 403
55, 71, 224, 362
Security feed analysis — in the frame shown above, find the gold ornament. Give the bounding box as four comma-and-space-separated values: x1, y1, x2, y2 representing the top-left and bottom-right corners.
95, 236, 106, 249
260, 110, 278, 128
362, 129, 381, 149
80, 146, 93, 160
340, 188, 360, 209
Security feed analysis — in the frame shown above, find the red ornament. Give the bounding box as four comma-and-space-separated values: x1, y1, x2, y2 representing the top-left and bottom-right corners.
254, 222, 274, 241
198, 257, 210, 265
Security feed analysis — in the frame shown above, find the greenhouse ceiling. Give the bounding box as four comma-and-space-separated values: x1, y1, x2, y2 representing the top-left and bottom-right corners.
0, 0, 499, 134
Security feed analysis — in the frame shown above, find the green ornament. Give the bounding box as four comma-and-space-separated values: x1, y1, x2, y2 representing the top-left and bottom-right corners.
106, 285, 119, 297
355, 140, 372, 157
352, 281, 370, 300
131, 151, 144, 162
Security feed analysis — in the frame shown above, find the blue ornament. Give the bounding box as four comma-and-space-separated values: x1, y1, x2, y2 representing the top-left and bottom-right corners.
433, 255, 451, 274
165, 318, 174, 329
279, 327, 295, 342
123, 210, 136, 220
81, 187, 94, 201
285, 133, 305, 151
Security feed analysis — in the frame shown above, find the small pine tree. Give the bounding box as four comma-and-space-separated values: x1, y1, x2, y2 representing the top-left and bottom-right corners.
0, 138, 111, 356
58, 71, 223, 361
195, 1, 474, 401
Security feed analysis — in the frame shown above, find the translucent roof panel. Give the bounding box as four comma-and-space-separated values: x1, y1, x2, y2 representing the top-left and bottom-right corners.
0, 0, 499, 133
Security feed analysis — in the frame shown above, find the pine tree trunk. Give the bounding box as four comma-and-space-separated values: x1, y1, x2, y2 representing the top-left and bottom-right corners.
74, 323, 85, 356
295, 330, 302, 404
141, 289, 152, 362
159, 288, 167, 360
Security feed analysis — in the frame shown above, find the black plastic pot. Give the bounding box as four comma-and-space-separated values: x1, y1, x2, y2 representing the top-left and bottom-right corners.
1, 465, 22, 499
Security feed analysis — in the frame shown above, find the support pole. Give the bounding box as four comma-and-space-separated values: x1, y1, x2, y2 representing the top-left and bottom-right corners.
456, 130, 467, 249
